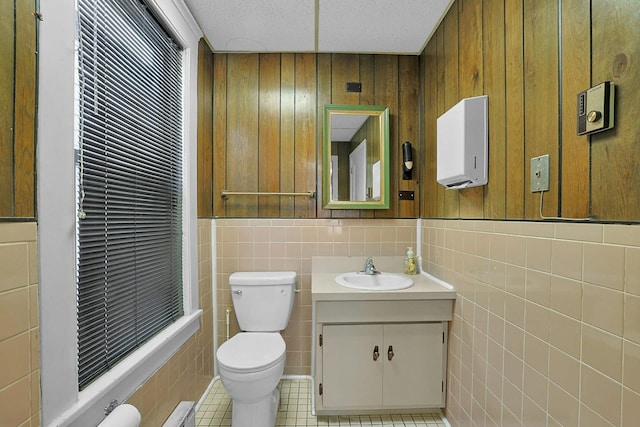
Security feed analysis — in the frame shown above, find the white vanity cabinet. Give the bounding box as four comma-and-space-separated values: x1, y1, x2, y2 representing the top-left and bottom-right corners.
313, 299, 452, 415
321, 322, 446, 410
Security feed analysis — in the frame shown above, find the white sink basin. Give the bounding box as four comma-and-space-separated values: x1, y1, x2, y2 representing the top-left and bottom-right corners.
335, 272, 414, 291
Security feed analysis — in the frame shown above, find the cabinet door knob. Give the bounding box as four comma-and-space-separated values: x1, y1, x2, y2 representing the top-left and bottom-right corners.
373, 345, 380, 361
387, 345, 394, 361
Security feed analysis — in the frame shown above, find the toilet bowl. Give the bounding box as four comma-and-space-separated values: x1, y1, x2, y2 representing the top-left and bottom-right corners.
217, 332, 285, 426
215, 271, 297, 427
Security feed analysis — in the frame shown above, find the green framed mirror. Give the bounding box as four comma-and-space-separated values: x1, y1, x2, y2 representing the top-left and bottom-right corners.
322, 105, 390, 209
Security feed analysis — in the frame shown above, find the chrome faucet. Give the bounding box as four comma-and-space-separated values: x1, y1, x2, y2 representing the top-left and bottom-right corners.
363, 257, 380, 275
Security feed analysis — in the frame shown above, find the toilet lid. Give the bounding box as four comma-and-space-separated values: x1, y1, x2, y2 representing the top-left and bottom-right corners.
217, 332, 285, 373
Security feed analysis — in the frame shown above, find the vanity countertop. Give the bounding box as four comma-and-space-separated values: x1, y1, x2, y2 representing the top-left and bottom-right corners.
311, 256, 457, 302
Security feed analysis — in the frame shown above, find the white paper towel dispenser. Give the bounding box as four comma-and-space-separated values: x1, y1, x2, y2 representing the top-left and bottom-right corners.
436, 95, 488, 189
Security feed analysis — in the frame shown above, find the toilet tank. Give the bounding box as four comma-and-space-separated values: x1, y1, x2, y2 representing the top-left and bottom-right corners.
229, 271, 297, 332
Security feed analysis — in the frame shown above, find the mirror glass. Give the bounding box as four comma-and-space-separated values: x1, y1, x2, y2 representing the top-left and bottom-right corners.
323, 105, 389, 209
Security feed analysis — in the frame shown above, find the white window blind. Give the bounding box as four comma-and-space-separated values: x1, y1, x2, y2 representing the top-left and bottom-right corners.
76, 0, 184, 390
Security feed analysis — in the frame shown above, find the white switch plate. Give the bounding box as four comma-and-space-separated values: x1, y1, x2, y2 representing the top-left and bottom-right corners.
530, 154, 549, 192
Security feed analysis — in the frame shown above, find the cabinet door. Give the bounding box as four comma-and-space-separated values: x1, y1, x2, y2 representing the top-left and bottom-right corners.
322, 324, 383, 408
382, 323, 444, 407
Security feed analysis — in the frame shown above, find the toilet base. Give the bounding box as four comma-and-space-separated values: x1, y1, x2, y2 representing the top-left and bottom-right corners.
231, 387, 280, 427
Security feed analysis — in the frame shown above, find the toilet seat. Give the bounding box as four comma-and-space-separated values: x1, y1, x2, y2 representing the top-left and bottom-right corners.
217, 332, 285, 374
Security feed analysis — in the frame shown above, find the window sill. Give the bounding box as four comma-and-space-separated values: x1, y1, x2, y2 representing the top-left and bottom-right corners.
51, 310, 203, 427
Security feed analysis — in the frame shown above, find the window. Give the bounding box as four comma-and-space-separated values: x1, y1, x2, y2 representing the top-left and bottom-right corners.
37, 0, 202, 424
75, 0, 184, 390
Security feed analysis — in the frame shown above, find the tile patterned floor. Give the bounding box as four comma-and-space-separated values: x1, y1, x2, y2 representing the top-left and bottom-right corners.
196, 378, 447, 426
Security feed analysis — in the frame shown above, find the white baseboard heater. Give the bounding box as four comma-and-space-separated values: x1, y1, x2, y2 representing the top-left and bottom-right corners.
162, 401, 195, 427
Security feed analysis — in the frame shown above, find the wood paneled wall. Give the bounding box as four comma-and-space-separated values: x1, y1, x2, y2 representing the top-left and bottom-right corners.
197, 46, 420, 219
420, 0, 640, 222
0, 0, 37, 218
2, 0, 639, 222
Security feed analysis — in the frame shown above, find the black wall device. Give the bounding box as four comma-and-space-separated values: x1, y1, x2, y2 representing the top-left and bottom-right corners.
345, 82, 362, 93
402, 141, 413, 180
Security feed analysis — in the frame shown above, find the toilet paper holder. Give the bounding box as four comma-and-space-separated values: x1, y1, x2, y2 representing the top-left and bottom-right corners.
105, 399, 119, 415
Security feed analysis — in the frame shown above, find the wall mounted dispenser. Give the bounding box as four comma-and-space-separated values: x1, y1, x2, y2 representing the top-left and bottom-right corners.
402, 141, 413, 180
436, 95, 488, 189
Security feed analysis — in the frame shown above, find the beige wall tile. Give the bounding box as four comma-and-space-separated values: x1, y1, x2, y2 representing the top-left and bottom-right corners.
548, 381, 579, 427
520, 222, 554, 238
0, 332, 30, 388
525, 301, 550, 341
549, 275, 582, 320
581, 364, 622, 426
488, 287, 505, 318
30, 370, 40, 418
527, 237, 552, 272
458, 220, 475, 231
579, 403, 616, 427
300, 226, 318, 242
624, 293, 640, 345
551, 239, 583, 280
475, 221, 495, 233
549, 311, 581, 359
474, 304, 489, 334
486, 329, 503, 368
505, 235, 526, 267
604, 224, 640, 247
622, 387, 640, 427
489, 260, 506, 290
489, 233, 506, 262
0, 376, 31, 426
485, 388, 501, 426
0, 223, 37, 243
555, 223, 602, 243
446, 229, 461, 252
462, 231, 476, 256
583, 243, 625, 290
582, 283, 623, 335
626, 247, 640, 296
623, 340, 640, 394
502, 377, 523, 420
0, 224, 40, 427
493, 220, 520, 235
0, 244, 29, 292
502, 407, 521, 426
523, 363, 548, 410
522, 395, 547, 426
504, 321, 524, 359
525, 270, 551, 307
476, 232, 491, 258
524, 333, 549, 376
549, 346, 580, 398
581, 324, 622, 382
505, 264, 526, 297
548, 415, 563, 427
28, 241, 38, 285
348, 226, 365, 243
419, 220, 640, 427
209, 218, 640, 427
0, 288, 29, 341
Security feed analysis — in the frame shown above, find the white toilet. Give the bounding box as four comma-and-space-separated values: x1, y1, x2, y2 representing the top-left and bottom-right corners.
216, 271, 297, 427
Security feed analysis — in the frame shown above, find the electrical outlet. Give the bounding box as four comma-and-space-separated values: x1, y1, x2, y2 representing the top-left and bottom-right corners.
530, 154, 549, 192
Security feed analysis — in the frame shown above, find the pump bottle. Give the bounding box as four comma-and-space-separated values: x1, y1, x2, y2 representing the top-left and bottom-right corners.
404, 246, 417, 275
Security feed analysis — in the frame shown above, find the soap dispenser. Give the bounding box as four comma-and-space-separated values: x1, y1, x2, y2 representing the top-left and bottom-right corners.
404, 246, 417, 275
